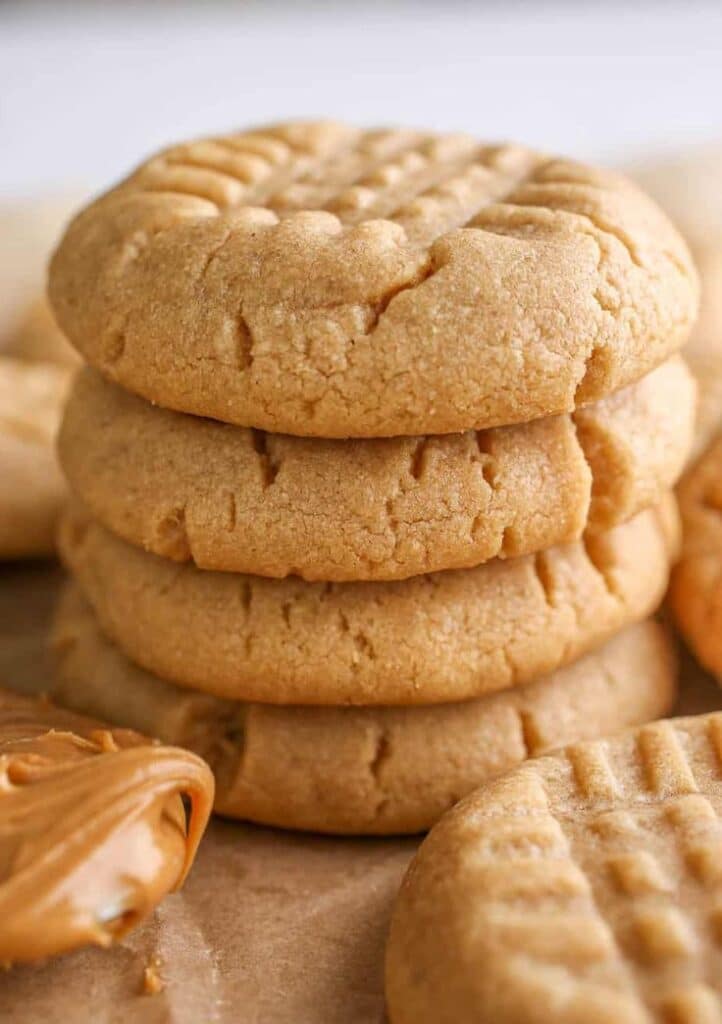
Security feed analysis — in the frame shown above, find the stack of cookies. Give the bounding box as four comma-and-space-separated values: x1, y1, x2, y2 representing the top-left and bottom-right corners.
46, 122, 699, 834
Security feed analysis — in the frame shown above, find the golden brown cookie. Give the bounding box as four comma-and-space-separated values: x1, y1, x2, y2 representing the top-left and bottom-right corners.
386, 712, 722, 1023
0, 196, 79, 354
58, 498, 678, 705
48, 122, 698, 437
52, 588, 676, 835
58, 359, 695, 581
4, 296, 79, 369
682, 244, 722, 460
633, 145, 722, 253
0, 357, 72, 559
634, 147, 722, 459
669, 431, 722, 680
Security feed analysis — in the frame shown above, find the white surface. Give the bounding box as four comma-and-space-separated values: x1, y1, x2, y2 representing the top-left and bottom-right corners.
2, 1, 722, 199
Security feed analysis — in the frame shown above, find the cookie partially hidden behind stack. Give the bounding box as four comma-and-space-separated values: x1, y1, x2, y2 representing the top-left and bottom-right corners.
0, 357, 71, 559
48, 122, 699, 834
634, 148, 722, 689
0, 198, 80, 559
386, 714, 722, 1023
635, 146, 722, 458
670, 435, 722, 683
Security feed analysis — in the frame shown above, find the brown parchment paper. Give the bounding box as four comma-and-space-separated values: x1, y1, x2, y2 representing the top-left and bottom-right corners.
0, 562, 719, 1024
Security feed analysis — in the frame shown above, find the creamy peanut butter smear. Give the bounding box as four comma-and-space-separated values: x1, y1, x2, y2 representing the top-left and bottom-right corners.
0, 690, 214, 965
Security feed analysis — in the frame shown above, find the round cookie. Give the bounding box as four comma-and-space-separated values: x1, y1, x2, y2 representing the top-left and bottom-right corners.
4, 296, 79, 369
633, 145, 722, 254
634, 148, 722, 459
0, 196, 79, 354
0, 357, 71, 559
669, 432, 722, 681
52, 588, 677, 835
59, 359, 695, 581
687, 238, 722, 453
58, 498, 678, 705
386, 712, 722, 1023
48, 122, 698, 437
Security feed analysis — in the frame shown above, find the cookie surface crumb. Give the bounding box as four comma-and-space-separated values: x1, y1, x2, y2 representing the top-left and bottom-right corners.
142, 957, 165, 996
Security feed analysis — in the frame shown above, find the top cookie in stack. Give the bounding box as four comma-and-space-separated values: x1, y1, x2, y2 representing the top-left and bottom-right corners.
48, 123, 698, 834
50, 122, 695, 440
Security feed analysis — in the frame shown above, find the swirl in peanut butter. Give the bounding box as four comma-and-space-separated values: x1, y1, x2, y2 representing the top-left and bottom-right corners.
0, 691, 214, 964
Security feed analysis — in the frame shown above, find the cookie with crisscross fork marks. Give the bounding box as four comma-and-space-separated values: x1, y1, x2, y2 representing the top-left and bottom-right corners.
48, 122, 698, 437
386, 713, 722, 1024
57, 497, 678, 706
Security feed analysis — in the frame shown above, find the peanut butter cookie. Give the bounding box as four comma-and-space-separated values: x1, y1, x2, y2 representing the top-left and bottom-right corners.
670, 431, 722, 681
53, 589, 676, 835
58, 498, 678, 705
49, 123, 697, 437
0, 357, 71, 558
387, 713, 722, 1022
59, 359, 694, 581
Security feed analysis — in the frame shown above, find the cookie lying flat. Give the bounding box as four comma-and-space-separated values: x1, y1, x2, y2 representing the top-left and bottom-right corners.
669, 432, 722, 680
58, 498, 678, 705
0, 357, 71, 558
0, 689, 213, 964
48, 122, 697, 437
386, 713, 722, 1023
53, 588, 676, 835
59, 359, 695, 581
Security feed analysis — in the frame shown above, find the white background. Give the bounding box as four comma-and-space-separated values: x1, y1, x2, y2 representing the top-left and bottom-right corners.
2, 0, 722, 199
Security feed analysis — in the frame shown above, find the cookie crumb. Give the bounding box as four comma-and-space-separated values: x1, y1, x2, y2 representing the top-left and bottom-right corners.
142, 956, 164, 996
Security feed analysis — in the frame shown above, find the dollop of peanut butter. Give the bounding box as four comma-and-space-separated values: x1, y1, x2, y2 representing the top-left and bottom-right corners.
0, 690, 214, 965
